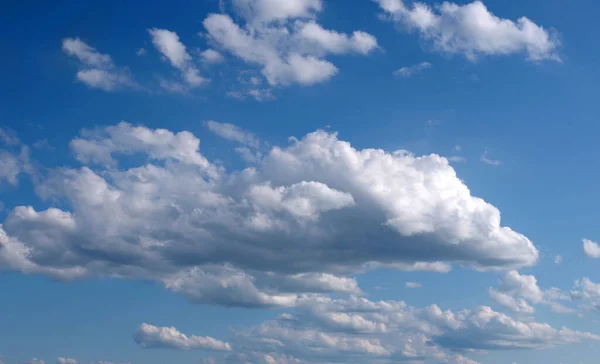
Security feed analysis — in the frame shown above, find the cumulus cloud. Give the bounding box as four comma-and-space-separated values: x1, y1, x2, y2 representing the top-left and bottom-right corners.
149, 28, 209, 90
134, 323, 231, 351
62, 38, 134, 91
393, 61, 431, 78
375, 0, 560, 61
0, 123, 539, 307
583, 238, 600, 258
203, 295, 597, 363
203, 1, 378, 86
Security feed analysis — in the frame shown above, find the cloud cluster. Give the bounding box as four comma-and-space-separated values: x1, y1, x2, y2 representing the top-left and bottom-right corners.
203, 0, 378, 87
196, 295, 598, 363
375, 0, 560, 61
62, 38, 134, 91
0, 123, 538, 308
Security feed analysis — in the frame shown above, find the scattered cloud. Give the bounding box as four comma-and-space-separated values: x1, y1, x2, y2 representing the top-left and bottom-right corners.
393, 61, 432, 78
134, 323, 232, 351
375, 0, 560, 61
56, 358, 77, 364
203, 295, 597, 363
203, 0, 378, 87
454, 145, 461, 151
583, 239, 600, 258
149, 28, 209, 91
0, 123, 539, 308
22, 359, 45, 364
405, 281, 422, 288
205, 120, 260, 148
480, 151, 501, 166
447, 156, 466, 163
136, 48, 147, 56
62, 38, 135, 91
227, 88, 274, 102
554, 255, 563, 265
200, 49, 225, 64
490, 270, 575, 315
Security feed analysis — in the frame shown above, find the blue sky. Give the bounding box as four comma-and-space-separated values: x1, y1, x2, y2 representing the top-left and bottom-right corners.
2, 0, 600, 363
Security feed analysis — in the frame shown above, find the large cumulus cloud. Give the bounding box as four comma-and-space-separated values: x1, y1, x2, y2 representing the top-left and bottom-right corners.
0, 122, 538, 307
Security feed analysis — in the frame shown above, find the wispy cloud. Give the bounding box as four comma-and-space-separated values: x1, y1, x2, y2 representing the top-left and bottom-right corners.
393, 61, 432, 78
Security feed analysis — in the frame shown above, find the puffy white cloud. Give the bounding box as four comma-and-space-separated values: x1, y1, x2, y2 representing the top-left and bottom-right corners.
490, 271, 575, 315
203, 1, 377, 87
0, 123, 539, 307
134, 323, 232, 351
56, 358, 77, 364
62, 38, 134, 91
62, 38, 113, 68
393, 61, 431, 78
205, 120, 260, 148
149, 28, 209, 89
200, 49, 225, 64
375, 0, 560, 61
572, 277, 600, 313
583, 238, 600, 258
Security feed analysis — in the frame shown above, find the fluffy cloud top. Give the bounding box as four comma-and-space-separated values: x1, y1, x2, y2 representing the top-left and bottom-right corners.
375, 0, 559, 61
134, 323, 231, 351
0, 123, 538, 308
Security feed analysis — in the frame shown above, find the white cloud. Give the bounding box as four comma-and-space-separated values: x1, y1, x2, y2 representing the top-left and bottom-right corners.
393, 61, 431, 77
554, 254, 562, 264
227, 88, 275, 102
136, 48, 147, 56
23, 359, 45, 364
200, 49, 225, 64
480, 151, 501, 166
406, 281, 422, 288
57, 358, 77, 364
232, 0, 322, 23
210, 295, 597, 363
583, 238, 600, 258
76, 69, 133, 92
134, 323, 231, 351
203, 2, 377, 87
62, 38, 113, 67
572, 277, 600, 312
375, 0, 560, 61
205, 120, 260, 148
62, 38, 134, 91
0, 124, 539, 307
490, 271, 575, 315
149, 28, 209, 89
447, 156, 466, 163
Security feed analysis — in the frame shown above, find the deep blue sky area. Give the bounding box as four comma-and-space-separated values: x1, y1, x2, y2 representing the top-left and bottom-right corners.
1, 1, 600, 363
